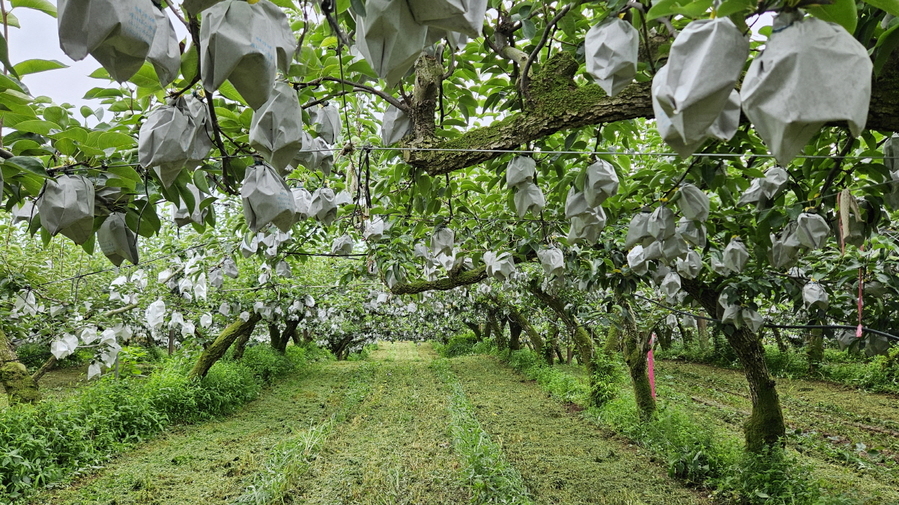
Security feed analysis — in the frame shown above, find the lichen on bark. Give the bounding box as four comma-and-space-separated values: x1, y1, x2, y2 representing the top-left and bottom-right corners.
390, 265, 487, 295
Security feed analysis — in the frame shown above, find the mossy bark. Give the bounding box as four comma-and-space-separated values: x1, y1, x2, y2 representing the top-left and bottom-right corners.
390, 266, 487, 295
508, 320, 522, 351
682, 278, 785, 452
271, 319, 300, 354
1, 328, 41, 404
488, 310, 508, 351
189, 313, 261, 378
404, 52, 899, 178
505, 305, 546, 360
806, 326, 824, 372
463, 322, 483, 341
528, 284, 594, 368
618, 302, 655, 421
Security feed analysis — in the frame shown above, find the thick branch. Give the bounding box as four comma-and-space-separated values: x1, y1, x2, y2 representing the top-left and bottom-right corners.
390, 265, 487, 295
405, 51, 899, 176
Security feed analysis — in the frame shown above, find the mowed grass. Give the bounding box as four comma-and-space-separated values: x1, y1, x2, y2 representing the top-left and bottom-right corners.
289, 342, 472, 504
450, 355, 712, 505
655, 360, 899, 504
26, 362, 361, 505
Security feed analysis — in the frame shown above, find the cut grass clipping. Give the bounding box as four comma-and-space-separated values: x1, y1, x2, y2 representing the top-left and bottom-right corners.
432, 359, 534, 505
234, 361, 378, 505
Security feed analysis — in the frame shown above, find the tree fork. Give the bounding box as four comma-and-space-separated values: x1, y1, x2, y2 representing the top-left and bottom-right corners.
528, 283, 594, 367
189, 313, 262, 378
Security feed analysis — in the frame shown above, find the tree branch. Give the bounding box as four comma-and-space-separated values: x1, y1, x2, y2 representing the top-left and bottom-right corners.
294, 77, 409, 113
390, 265, 487, 295
521, 4, 571, 100
404, 50, 899, 177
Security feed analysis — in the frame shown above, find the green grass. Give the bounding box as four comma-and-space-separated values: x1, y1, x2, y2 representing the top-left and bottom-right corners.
432, 358, 534, 505
4, 345, 319, 503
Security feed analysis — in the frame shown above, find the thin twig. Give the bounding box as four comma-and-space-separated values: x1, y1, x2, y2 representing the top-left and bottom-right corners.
521, 4, 571, 99
294, 77, 409, 112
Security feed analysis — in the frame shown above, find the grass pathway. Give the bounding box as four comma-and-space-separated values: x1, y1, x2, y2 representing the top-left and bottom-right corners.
450, 355, 712, 505
27, 344, 725, 504
289, 342, 471, 504
27, 362, 365, 505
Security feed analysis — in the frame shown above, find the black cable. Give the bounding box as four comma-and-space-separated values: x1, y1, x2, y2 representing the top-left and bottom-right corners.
633, 294, 899, 342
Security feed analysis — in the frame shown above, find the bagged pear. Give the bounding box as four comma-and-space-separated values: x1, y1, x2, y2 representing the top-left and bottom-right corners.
585, 18, 639, 97
356, 0, 429, 85
250, 82, 304, 172
741, 13, 872, 165
241, 164, 297, 233
200, 0, 296, 109
37, 175, 95, 245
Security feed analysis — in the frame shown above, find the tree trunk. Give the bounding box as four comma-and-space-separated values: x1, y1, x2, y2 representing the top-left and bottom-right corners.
527, 284, 594, 368
508, 319, 522, 351
772, 326, 788, 353
31, 355, 57, 382
273, 319, 300, 354
682, 278, 786, 452
505, 305, 546, 360
232, 328, 254, 360
463, 322, 483, 341
619, 302, 655, 420
488, 310, 507, 351
0, 328, 41, 404
806, 319, 824, 372
189, 313, 261, 378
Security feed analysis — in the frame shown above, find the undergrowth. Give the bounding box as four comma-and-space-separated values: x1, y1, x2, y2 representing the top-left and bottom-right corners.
431, 358, 533, 505
0, 344, 323, 503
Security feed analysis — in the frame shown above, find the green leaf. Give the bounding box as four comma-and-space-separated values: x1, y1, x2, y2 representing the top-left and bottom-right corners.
715, 0, 755, 18
12, 59, 67, 76
874, 23, 899, 74
350, 0, 366, 16
0, 33, 19, 79
10, 0, 57, 17
97, 132, 137, 150
3, 156, 48, 177
807, 0, 858, 34
522, 19, 537, 40
107, 165, 143, 183
0, 73, 25, 93
647, 0, 679, 20
863, 0, 899, 16
269, 0, 295, 7
13, 119, 61, 135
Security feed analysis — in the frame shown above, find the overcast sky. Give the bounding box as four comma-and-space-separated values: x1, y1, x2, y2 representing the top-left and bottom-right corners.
7, 4, 188, 111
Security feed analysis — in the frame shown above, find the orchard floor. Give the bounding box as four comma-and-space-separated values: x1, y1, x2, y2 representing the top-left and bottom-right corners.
27, 343, 711, 505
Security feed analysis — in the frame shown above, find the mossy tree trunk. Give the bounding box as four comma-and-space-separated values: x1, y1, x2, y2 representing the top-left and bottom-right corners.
1, 328, 41, 404
489, 310, 508, 351
463, 322, 483, 341
189, 313, 261, 378
806, 318, 825, 372
618, 300, 656, 420
682, 278, 786, 452
527, 284, 593, 369
505, 304, 546, 360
